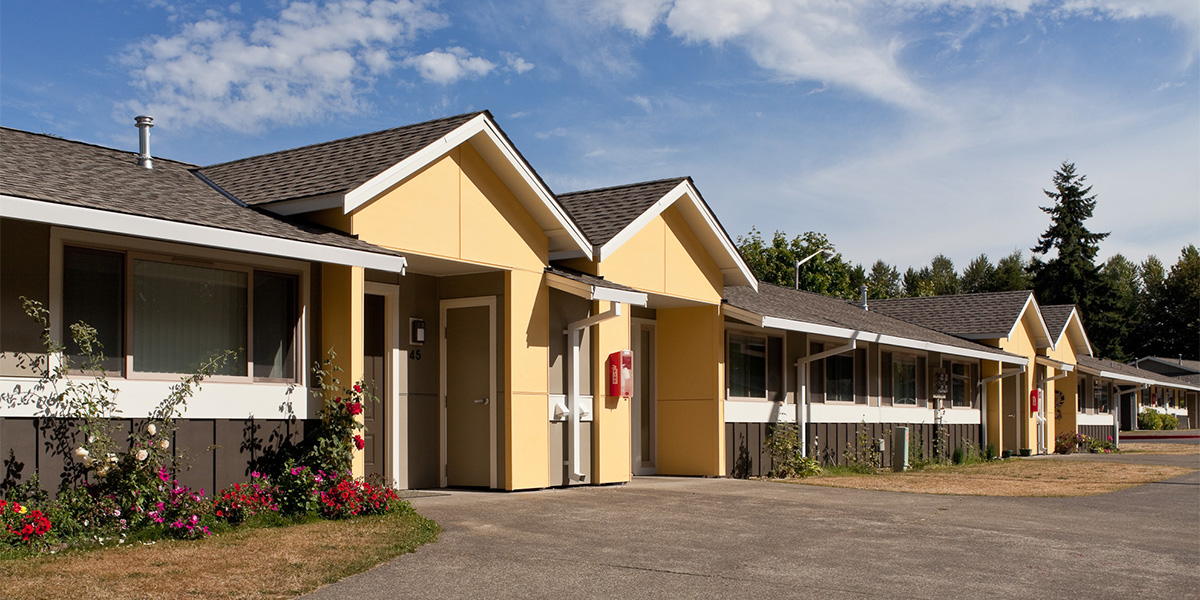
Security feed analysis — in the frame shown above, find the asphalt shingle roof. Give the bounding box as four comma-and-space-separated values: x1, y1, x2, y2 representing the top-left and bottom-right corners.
545, 266, 644, 294
868, 290, 1034, 338
1040, 304, 1077, 340
0, 127, 401, 257
1138, 356, 1200, 374
556, 178, 687, 246
1077, 355, 1198, 389
197, 112, 482, 206
724, 283, 1022, 360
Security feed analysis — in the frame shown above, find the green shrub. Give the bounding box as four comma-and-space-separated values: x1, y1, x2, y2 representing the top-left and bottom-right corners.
951, 445, 964, 464
1138, 409, 1164, 430
1162, 414, 1179, 430
985, 443, 997, 461
764, 423, 821, 478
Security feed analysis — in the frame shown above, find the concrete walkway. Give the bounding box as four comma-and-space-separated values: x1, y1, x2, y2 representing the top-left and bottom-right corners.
304, 453, 1200, 599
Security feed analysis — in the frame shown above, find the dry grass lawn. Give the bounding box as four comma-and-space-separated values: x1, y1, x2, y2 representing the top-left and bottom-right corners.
1117, 442, 1200, 455
789, 458, 1194, 497
0, 511, 438, 600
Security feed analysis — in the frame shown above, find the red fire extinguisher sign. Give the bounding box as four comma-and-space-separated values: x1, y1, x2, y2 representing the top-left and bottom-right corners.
608, 350, 633, 398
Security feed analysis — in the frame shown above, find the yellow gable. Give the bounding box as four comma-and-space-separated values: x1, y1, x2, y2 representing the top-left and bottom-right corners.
597, 204, 723, 303
339, 144, 549, 272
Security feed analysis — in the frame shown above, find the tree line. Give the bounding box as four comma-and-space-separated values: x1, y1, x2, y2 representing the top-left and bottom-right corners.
736, 162, 1199, 362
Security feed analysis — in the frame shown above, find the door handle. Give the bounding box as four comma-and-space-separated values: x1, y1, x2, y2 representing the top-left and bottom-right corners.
475, 397, 489, 405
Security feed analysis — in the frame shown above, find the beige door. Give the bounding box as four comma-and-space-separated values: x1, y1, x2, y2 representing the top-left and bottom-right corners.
444, 303, 492, 487
363, 293, 387, 479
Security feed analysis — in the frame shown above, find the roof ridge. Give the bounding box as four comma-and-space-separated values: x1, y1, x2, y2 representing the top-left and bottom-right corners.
200, 111, 486, 170
0, 126, 200, 169
871, 289, 1033, 302
558, 176, 688, 197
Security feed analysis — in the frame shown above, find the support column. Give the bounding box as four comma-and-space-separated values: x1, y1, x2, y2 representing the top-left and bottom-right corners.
321, 263, 365, 477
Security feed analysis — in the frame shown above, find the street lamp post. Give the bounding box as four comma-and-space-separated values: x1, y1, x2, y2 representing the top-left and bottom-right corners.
795, 249, 833, 290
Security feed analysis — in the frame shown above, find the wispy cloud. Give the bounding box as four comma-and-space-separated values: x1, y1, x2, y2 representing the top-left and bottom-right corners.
122, 0, 478, 130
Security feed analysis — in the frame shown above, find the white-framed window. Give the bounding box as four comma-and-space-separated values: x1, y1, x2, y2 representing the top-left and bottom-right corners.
892, 354, 917, 405
949, 362, 970, 408
57, 234, 303, 383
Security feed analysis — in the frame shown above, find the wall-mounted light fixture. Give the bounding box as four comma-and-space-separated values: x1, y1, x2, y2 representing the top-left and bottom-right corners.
410, 318, 426, 345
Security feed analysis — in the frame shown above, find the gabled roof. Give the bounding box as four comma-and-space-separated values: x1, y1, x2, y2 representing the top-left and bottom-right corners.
558, 177, 756, 289
1040, 304, 1092, 357
724, 283, 1026, 364
198, 111, 592, 258
0, 128, 406, 272
1134, 356, 1200, 374
198, 112, 480, 207
870, 290, 1053, 348
1077, 356, 1200, 391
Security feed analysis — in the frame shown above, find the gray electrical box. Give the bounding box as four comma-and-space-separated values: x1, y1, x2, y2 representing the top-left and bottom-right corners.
892, 427, 910, 472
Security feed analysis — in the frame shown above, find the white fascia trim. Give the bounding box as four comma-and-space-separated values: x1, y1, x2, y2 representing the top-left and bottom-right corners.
1069, 311, 1094, 357
1034, 355, 1074, 372
2, 195, 407, 274
761, 314, 1026, 365
593, 286, 648, 306
595, 180, 756, 290
342, 114, 592, 258
1008, 294, 1054, 350
597, 180, 688, 262
258, 193, 344, 216
546, 272, 648, 306
1079, 365, 1199, 390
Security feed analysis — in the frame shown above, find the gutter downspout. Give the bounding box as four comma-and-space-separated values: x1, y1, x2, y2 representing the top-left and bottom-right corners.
565, 302, 623, 482
978, 365, 1025, 453
794, 339, 857, 457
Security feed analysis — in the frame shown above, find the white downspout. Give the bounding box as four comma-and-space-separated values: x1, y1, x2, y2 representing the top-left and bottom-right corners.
565, 302, 623, 482
978, 365, 1025, 452
794, 339, 858, 459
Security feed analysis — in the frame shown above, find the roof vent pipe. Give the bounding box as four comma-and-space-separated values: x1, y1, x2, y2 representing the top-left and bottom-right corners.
860, 284, 869, 311
135, 116, 154, 169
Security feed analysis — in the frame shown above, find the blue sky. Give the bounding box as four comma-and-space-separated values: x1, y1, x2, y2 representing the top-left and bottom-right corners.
2, 0, 1197, 272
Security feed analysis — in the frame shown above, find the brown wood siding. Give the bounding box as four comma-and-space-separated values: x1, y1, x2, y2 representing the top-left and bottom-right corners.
1079, 424, 1116, 442
726, 422, 779, 478
0, 416, 314, 497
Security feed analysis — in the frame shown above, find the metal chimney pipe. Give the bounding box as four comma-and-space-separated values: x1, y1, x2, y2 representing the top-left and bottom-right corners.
135, 116, 154, 169
860, 284, 869, 311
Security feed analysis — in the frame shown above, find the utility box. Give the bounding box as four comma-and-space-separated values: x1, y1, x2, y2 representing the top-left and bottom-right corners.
892, 427, 909, 472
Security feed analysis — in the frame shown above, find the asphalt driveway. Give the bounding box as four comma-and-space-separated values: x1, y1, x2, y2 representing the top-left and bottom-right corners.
305, 453, 1200, 599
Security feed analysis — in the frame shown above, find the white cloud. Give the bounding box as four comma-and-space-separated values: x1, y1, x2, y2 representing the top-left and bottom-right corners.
123, 1, 452, 130
503, 52, 536, 74
587, 0, 1200, 110
407, 47, 496, 83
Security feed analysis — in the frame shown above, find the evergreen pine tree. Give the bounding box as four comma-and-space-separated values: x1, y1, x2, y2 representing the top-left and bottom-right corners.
1028, 162, 1116, 354
1028, 161, 1110, 307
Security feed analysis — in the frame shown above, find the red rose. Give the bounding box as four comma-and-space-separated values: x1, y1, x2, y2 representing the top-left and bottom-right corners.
353, 383, 362, 393
354, 435, 365, 450
347, 402, 363, 416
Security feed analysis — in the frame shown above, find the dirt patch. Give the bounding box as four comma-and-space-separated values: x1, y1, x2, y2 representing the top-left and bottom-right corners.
786, 458, 1194, 497
0, 511, 438, 600
1118, 442, 1200, 455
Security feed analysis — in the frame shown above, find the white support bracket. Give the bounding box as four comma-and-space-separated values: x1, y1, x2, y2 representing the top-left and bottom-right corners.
564, 302, 622, 482
793, 339, 857, 458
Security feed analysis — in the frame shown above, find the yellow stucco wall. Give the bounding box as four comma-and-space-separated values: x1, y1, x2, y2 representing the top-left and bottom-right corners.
598, 205, 723, 304
505, 269, 550, 491
592, 301, 632, 484
320, 264, 365, 477
348, 145, 548, 270
655, 305, 724, 475
318, 141, 553, 490
994, 310, 1049, 453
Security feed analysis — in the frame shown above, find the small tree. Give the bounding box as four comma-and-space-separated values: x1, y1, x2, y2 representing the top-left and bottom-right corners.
960, 254, 995, 294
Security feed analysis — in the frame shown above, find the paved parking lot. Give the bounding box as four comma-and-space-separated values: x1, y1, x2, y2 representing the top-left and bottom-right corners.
306, 452, 1199, 599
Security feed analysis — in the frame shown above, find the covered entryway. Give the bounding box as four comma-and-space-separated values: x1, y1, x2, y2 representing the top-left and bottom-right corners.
440, 297, 496, 488
631, 319, 656, 475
